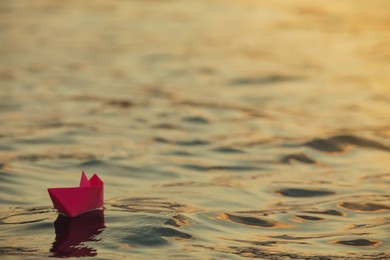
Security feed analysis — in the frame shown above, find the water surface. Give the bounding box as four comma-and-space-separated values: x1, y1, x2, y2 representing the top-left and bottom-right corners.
0, 0, 389, 259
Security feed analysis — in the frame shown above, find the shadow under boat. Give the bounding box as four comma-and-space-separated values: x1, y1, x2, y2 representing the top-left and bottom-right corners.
50, 210, 105, 258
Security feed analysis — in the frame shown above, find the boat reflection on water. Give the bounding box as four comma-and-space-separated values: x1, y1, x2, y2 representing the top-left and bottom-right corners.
50, 210, 105, 258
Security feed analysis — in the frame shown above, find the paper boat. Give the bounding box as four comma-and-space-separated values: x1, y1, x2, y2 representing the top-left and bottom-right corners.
48, 172, 104, 217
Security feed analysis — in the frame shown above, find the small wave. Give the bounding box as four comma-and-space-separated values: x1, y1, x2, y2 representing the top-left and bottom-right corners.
295, 215, 324, 221
302, 135, 390, 153
276, 188, 335, 197
229, 74, 303, 86
280, 153, 316, 164
339, 202, 390, 212
333, 239, 381, 248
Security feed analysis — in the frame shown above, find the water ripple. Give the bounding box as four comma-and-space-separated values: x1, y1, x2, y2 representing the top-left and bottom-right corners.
276, 188, 336, 197
339, 202, 390, 212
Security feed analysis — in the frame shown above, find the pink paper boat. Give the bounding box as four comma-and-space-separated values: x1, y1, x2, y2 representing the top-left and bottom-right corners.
48, 171, 104, 217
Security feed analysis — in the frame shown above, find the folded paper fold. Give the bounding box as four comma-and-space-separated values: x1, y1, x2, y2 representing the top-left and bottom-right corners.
48, 171, 104, 217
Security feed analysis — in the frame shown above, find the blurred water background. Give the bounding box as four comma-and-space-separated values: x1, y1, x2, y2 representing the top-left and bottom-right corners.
0, 0, 389, 259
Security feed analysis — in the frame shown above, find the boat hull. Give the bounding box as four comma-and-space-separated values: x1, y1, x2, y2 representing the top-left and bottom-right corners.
48, 173, 104, 217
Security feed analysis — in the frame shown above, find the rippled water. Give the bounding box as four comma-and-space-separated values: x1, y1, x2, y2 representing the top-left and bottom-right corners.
1, 0, 390, 259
